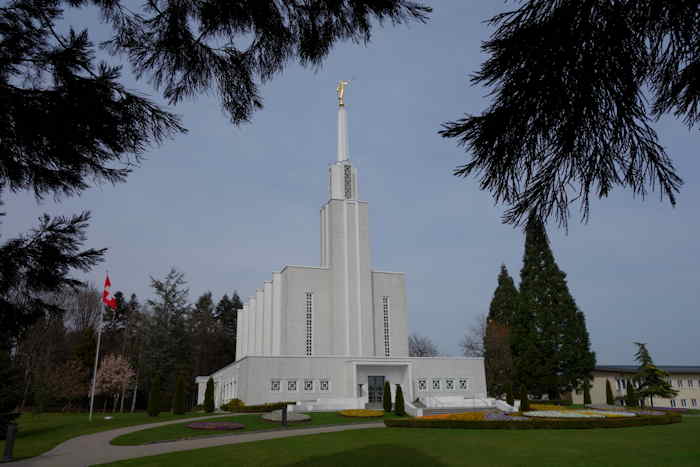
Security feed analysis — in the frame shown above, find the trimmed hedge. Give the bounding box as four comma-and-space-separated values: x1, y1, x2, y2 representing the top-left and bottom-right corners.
221, 401, 294, 413
384, 413, 681, 430
537, 399, 573, 406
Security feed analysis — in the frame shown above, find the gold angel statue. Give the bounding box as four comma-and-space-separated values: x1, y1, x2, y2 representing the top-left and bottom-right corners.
337, 80, 350, 106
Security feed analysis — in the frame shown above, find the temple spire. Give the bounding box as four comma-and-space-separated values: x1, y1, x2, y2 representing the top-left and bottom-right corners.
336, 80, 349, 162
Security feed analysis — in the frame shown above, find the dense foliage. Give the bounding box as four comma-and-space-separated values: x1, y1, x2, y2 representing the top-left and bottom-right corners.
173, 374, 185, 415
515, 214, 595, 398
441, 0, 698, 227
633, 343, 678, 407
147, 376, 161, 417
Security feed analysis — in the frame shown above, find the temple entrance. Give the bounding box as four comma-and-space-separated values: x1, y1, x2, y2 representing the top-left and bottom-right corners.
367, 375, 385, 409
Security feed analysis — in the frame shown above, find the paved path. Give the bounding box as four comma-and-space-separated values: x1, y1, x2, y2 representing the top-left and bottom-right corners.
9, 415, 384, 467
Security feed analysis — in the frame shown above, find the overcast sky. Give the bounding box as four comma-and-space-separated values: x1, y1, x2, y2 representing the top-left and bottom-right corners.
4, 2, 698, 365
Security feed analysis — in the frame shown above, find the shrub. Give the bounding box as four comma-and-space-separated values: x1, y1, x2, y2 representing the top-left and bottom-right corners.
221, 399, 244, 411
394, 384, 406, 416
147, 376, 161, 417
605, 380, 614, 405
204, 378, 215, 413
625, 381, 638, 408
583, 381, 592, 405
519, 386, 530, 411
339, 409, 384, 417
383, 381, 392, 412
505, 382, 514, 406
220, 400, 291, 413
173, 374, 185, 415
385, 413, 681, 430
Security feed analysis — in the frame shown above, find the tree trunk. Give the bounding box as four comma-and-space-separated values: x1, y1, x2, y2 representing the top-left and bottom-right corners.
103, 396, 108, 413
130, 381, 138, 413
120, 384, 127, 412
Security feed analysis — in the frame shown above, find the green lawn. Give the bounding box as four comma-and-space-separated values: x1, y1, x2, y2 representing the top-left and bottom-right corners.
99, 416, 700, 467
111, 412, 398, 445
0, 411, 212, 461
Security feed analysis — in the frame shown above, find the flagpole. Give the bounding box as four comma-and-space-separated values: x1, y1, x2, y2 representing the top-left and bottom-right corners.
89, 301, 105, 421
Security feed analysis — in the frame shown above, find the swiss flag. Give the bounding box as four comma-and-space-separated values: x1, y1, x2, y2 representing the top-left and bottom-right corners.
102, 274, 117, 310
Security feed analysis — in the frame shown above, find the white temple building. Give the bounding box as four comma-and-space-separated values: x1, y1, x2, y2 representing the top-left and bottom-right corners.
196, 83, 490, 415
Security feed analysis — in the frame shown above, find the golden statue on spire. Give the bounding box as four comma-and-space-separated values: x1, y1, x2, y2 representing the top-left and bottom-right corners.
336, 80, 350, 107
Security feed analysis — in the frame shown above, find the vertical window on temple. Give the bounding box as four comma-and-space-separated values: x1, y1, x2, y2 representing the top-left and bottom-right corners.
305, 292, 313, 356
382, 296, 390, 357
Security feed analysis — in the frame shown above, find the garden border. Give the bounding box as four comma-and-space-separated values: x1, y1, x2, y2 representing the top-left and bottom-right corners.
384, 413, 681, 430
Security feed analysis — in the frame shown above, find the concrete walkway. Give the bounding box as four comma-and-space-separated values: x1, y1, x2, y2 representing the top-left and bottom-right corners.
8, 415, 384, 467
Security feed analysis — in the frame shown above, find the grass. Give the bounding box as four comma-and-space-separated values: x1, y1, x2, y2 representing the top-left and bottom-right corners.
0, 411, 212, 461
111, 412, 401, 445
98, 416, 700, 467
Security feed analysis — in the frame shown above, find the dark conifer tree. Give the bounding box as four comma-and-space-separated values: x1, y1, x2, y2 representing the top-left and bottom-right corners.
519, 386, 530, 412
173, 374, 185, 415
216, 292, 241, 364
518, 214, 595, 398
204, 378, 215, 413
484, 264, 517, 396
383, 381, 392, 412
394, 384, 405, 416
147, 376, 161, 417
487, 264, 519, 326
605, 380, 615, 405
633, 343, 677, 407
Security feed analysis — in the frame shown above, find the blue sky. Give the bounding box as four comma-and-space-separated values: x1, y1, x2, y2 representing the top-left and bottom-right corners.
3, 2, 699, 364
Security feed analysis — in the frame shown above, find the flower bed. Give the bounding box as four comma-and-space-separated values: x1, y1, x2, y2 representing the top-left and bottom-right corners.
186, 421, 245, 431
420, 412, 486, 421
338, 409, 384, 418
384, 413, 681, 430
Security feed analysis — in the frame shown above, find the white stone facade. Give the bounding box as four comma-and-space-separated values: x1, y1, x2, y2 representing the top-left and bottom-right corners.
196, 95, 486, 412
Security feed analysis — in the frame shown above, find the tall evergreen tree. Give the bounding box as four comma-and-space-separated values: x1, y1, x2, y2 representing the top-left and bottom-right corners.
204, 378, 215, 413
383, 381, 392, 412
192, 292, 227, 377
518, 214, 595, 398
147, 376, 161, 417
144, 269, 192, 401
487, 264, 520, 326
173, 374, 185, 415
215, 292, 241, 364
633, 343, 677, 407
484, 264, 517, 396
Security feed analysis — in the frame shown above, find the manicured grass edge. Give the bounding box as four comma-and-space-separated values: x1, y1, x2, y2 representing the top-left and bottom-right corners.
384, 414, 682, 429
